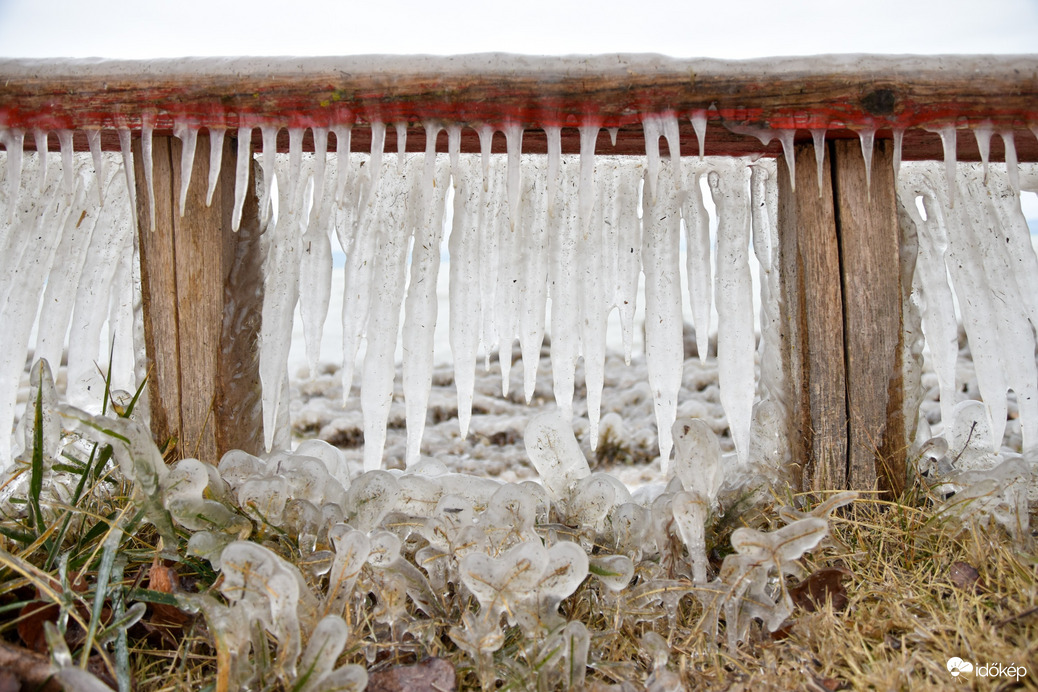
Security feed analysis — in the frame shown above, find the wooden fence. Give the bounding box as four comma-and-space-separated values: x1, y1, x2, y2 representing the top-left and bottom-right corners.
2, 54, 1036, 494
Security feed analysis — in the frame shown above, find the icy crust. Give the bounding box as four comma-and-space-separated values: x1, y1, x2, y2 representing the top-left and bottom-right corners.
899, 161, 1038, 502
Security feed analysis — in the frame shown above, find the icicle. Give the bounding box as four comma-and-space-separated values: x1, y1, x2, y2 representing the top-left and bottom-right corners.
142, 114, 155, 231
449, 155, 482, 437
66, 163, 132, 410
608, 127, 619, 147
1, 129, 24, 223
544, 125, 562, 215
642, 162, 683, 470
310, 127, 328, 223
172, 121, 197, 216
58, 130, 74, 194
776, 130, 796, 193
549, 156, 580, 423
360, 121, 386, 219
478, 157, 504, 371
299, 175, 330, 378
892, 128, 905, 181
581, 156, 610, 448
519, 155, 549, 403
709, 163, 755, 466
361, 156, 415, 471
35, 163, 99, 374
259, 157, 307, 452
258, 126, 278, 226
332, 124, 352, 205
858, 127, 876, 195
750, 164, 773, 273
395, 122, 407, 172
287, 128, 304, 203
682, 165, 712, 363
477, 124, 495, 191
206, 128, 226, 207
33, 129, 48, 193
690, 110, 707, 161
86, 130, 107, 206
232, 120, 252, 231
662, 112, 681, 172
642, 114, 662, 202
908, 185, 958, 433
403, 124, 448, 464
578, 118, 600, 235
810, 129, 826, 197
497, 124, 524, 396
0, 154, 76, 464
117, 128, 138, 234
504, 121, 523, 231
932, 124, 958, 208
614, 159, 642, 365
447, 125, 461, 176
973, 122, 993, 184
1001, 131, 1019, 194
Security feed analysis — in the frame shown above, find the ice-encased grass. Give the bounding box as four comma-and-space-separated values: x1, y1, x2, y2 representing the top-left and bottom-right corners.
2, 359, 1033, 691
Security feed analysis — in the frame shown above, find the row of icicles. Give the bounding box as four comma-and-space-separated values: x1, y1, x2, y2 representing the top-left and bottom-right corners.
1, 114, 1037, 476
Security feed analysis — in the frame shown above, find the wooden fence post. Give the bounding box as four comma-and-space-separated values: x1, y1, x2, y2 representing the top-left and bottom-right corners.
133, 132, 264, 462
832, 139, 906, 495
778, 138, 907, 494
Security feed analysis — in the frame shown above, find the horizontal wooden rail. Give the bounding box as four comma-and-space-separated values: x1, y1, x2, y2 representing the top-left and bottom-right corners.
1, 54, 1037, 160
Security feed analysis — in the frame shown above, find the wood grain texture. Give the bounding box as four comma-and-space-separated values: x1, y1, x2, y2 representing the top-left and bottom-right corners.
135, 133, 263, 462
832, 139, 905, 494
778, 142, 848, 492
133, 135, 181, 453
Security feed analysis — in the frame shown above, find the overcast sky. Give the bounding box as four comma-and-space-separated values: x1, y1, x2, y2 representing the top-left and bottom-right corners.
1, 0, 1036, 59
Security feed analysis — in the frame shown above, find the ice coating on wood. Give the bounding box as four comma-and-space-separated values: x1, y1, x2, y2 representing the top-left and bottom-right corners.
710, 161, 755, 465
641, 161, 683, 468
172, 120, 197, 216
141, 114, 155, 231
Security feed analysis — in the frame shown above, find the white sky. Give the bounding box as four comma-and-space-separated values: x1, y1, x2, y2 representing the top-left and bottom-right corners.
0, 0, 1036, 58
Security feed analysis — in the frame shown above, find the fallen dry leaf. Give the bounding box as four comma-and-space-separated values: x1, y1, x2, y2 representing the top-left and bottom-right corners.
948, 561, 982, 593
366, 657, 456, 692
17, 573, 89, 654
790, 567, 852, 613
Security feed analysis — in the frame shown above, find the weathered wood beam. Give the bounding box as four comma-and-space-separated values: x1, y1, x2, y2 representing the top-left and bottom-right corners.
2, 55, 1036, 159
133, 132, 263, 462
